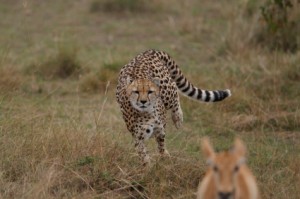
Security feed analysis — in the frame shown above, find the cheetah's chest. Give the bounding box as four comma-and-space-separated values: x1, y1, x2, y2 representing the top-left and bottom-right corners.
121, 100, 166, 133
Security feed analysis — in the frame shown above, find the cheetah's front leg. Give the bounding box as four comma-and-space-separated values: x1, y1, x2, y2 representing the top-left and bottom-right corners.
133, 131, 150, 166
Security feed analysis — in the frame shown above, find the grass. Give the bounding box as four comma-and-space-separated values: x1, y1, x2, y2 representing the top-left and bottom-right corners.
0, 66, 22, 93
79, 61, 123, 93
255, 0, 299, 52
90, 0, 149, 13
0, 0, 299, 198
26, 41, 82, 79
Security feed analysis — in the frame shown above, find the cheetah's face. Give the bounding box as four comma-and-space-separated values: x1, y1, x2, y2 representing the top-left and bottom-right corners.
126, 79, 160, 112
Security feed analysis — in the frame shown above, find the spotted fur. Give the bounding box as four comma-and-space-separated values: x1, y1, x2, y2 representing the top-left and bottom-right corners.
116, 49, 231, 165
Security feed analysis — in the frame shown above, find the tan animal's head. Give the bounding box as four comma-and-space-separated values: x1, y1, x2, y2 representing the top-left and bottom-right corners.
126, 78, 160, 112
201, 137, 248, 199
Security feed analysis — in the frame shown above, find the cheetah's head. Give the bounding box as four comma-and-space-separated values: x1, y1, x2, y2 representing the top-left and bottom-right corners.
126, 78, 160, 113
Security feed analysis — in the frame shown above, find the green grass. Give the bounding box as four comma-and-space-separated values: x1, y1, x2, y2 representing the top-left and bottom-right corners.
0, 0, 299, 198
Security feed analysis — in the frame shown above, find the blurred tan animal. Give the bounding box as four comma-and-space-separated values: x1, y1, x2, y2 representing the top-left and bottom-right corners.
197, 138, 259, 199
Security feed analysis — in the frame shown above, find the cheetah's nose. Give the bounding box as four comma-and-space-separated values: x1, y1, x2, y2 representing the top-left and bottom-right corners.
140, 100, 147, 104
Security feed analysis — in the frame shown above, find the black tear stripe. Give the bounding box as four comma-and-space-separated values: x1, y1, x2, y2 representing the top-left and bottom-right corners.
188, 87, 196, 97
204, 90, 210, 102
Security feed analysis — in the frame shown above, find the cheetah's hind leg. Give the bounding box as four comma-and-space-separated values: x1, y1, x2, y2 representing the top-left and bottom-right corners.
171, 98, 183, 129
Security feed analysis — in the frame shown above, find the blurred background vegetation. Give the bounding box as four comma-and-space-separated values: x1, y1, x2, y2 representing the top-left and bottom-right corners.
0, 0, 299, 198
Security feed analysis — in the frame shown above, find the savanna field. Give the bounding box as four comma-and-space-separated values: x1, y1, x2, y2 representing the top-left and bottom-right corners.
0, 0, 300, 198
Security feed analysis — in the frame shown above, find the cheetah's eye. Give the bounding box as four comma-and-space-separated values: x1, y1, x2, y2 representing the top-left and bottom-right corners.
133, 91, 139, 94
148, 90, 154, 94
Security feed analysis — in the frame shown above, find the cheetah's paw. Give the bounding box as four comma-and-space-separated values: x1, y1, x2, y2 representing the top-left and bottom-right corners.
172, 109, 183, 129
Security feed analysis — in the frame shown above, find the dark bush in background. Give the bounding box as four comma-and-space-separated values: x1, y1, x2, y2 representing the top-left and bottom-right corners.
254, 0, 299, 52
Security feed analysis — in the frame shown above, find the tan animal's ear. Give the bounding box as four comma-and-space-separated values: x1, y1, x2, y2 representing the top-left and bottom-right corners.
201, 137, 215, 162
233, 138, 247, 158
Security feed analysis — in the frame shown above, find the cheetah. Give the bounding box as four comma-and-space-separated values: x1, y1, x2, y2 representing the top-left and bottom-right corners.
116, 49, 231, 165
197, 138, 260, 199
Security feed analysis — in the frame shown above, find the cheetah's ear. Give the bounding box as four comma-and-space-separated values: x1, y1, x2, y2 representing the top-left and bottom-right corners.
126, 84, 133, 96
126, 77, 133, 85
152, 77, 160, 87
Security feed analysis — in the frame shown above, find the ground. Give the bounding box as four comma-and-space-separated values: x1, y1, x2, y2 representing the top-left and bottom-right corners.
0, 0, 299, 198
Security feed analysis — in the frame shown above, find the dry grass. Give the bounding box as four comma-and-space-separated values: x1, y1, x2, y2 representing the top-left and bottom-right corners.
0, 0, 299, 198
26, 43, 83, 80
0, 67, 22, 93
79, 62, 122, 93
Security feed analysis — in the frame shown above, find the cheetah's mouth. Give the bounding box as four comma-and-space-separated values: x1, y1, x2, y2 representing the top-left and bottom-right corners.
140, 105, 147, 109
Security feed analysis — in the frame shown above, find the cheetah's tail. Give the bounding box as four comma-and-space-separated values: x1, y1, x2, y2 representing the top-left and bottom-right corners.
154, 50, 231, 102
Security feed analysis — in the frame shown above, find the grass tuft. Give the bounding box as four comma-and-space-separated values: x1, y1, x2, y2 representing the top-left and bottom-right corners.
27, 44, 82, 80
79, 61, 122, 93
0, 66, 22, 93
90, 0, 148, 13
